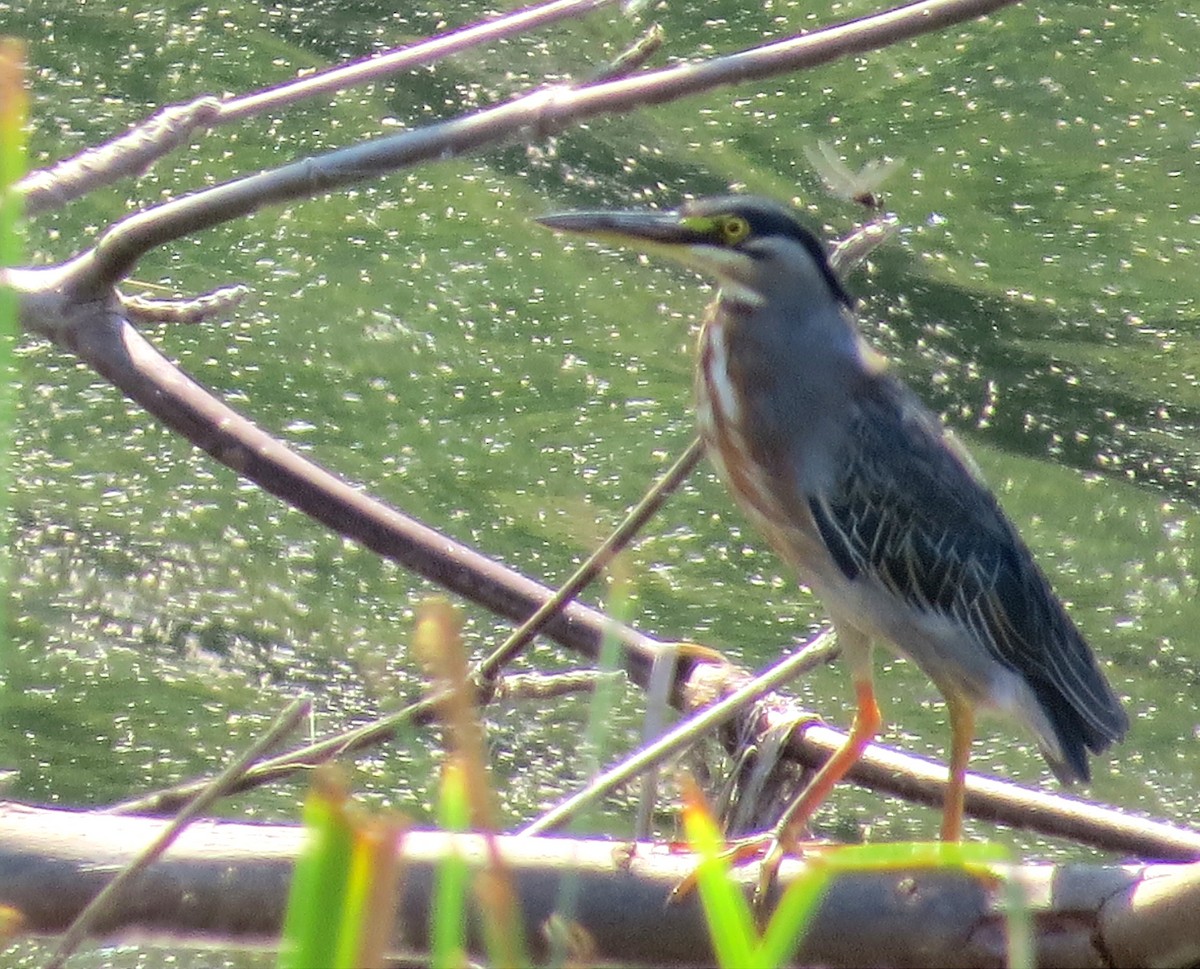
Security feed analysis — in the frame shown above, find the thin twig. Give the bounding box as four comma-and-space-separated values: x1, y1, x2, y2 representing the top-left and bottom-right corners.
518, 633, 837, 836
493, 669, 624, 701
45, 696, 311, 969
17, 98, 222, 217
583, 22, 664, 85
103, 692, 441, 816
476, 437, 705, 686
216, 0, 618, 125
119, 284, 249, 326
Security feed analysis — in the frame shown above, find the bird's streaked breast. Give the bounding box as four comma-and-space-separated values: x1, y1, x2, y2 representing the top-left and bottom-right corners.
696, 317, 791, 535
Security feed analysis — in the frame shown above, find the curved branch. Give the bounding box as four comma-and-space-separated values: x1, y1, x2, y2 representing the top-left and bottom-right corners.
7, 255, 1197, 858
17, 0, 618, 215
63, 304, 668, 685
16, 99, 222, 217
88, 0, 1017, 281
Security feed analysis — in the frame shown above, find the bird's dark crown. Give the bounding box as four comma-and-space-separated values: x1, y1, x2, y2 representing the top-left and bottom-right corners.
678, 195, 853, 307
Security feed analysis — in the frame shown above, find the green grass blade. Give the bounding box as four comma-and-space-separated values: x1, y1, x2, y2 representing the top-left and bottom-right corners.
681, 775, 758, 969
0, 39, 27, 683
277, 772, 355, 969
756, 860, 829, 968
431, 758, 472, 968
332, 819, 395, 969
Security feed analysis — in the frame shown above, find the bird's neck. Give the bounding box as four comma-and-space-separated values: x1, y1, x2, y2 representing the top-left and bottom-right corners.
693, 310, 790, 531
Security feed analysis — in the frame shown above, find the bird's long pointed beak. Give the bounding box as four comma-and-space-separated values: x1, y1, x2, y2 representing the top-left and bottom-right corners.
536, 209, 705, 246
536, 208, 754, 284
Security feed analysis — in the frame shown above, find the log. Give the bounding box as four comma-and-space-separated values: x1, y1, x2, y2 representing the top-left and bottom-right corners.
3, 803, 1199, 967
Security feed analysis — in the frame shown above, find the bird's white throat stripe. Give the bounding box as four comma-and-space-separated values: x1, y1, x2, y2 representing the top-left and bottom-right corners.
717, 280, 766, 309
699, 324, 779, 525
699, 324, 740, 426
696, 323, 810, 552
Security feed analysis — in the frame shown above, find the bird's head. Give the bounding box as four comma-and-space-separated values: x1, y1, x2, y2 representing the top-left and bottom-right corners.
536, 195, 853, 312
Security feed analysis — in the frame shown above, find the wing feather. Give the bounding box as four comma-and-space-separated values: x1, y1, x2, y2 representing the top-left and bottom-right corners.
804, 375, 1128, 758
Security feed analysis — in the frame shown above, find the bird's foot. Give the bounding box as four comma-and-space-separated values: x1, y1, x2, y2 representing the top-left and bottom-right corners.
667, 831, 832, 915
751, 829, 828, 915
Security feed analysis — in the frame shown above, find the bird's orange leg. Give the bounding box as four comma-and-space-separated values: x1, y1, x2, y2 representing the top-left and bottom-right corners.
774, 676, 882, 849
751, 676, 882, 907
941, 695, 974, 841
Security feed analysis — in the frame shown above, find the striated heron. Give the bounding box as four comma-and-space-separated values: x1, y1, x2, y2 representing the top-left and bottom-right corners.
538, 195, 1129, 846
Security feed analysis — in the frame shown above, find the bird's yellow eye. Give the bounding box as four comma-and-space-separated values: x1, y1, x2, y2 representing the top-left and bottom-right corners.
721, 216, 750, 245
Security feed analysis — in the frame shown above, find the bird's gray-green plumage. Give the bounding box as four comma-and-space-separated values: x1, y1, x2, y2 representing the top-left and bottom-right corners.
539, 195, 1128, 788
802, 376, 1125, 781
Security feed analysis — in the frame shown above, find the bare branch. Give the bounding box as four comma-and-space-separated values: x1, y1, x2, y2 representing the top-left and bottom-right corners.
216, 0, 619, 125
493, 669, 625, 702
84, 0, 1018, 283
119, 284, 249, 326
16, 98, 222, 217
17, 0, 619, 214
58, 309, 670, 679
475, 436, 706, 686
518, 634, 836, 837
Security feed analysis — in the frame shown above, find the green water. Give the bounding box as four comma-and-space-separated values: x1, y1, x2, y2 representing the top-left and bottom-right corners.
2, 0, 1199, 962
